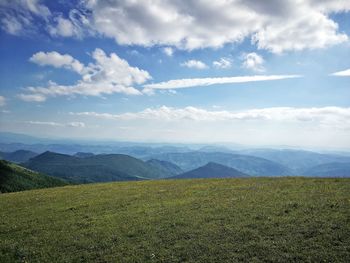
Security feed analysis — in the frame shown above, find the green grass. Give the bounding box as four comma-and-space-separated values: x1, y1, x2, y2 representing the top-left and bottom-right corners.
0, 177, 349, 262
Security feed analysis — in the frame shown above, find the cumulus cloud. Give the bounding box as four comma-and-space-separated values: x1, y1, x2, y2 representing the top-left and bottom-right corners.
143, 75, 301, 92
1, 1, 348, 53
71, 106, 350, 130
181, 60, 208, 69
80, 0, 349, 53
30, 51, 84, 73
20, 48, 151, 101
213, 58, 232, 69
0, 96, 6, 106
162, 47, 174, 57
331, 69, 350, 76
242, 53, 264, 72
24, 121, 85, 127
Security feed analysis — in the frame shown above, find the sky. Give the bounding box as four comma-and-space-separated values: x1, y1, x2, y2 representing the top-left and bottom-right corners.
0, 0, 349, 148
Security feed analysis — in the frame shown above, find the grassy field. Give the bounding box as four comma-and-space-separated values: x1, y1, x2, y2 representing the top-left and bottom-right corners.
0, 177, 349, 262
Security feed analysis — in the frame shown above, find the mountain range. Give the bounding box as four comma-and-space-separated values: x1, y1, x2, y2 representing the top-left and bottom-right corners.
23, 151, 178, 183
148, 151, 292, 176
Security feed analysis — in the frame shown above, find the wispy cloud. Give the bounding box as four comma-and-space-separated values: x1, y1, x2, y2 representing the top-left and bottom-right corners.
213, 58, 232, 69
162, 47, 174, 57
143, 75, 301, 92
181, 60, 208, 69
242, 52, 264, 72
331, 68, 350, 76
0, 95, 6, 106
23, 121, 85, 128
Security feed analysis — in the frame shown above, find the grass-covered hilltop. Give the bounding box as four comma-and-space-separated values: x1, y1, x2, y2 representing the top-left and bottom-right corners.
1, 177, 349, 262
0, 160, 67, 193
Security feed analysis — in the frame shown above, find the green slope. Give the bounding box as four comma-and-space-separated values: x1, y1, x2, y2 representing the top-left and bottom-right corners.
0, 177, 349, 262
0, 160, 67, 193
23, 151, 169, 183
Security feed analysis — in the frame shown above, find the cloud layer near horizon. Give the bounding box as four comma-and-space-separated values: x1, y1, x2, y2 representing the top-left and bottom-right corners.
70, 106, 350, 130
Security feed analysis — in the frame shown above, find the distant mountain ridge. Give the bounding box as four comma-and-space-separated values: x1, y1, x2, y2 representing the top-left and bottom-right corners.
239, 149, 350, 174
149, 151, 292, 176
23, 151, 174, 183
0, 150, 38, 163
171, 162, 248, 179
302, 162, 350, 177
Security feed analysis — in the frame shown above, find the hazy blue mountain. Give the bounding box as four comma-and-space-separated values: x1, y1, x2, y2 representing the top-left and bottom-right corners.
149, 152, 292, 176
0, 160, 67, 193
74, 152, 95, 158
0, 142, 192, 157
146, 159, 183, 176
0, 150, 38, 163
23, 151, 170, 183
302, 162, 350, 177
171, 162, 248, 179
239, 149, 350, 174
197, 146, 233, 153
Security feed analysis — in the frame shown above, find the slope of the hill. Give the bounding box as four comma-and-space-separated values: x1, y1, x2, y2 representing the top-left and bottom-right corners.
23, 151, 170, 183
0, 160, 67, 193
150, 151, 292, 176
146, 159, 183, 176
0, 177, 349, 262
171, 162, 248, 179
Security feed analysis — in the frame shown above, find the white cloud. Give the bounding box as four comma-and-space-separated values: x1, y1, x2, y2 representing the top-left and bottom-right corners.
20, 48, 151, 101
17, 94, 46, 102
24, 121, 85, 128
0, 96, 6, 106
181, 60, 208, 69
30, 51, 84, 73
1, 1, 348, 53
0, 0, 51, 35
71, 106, 350, 130
143, 75, 301, 92
331, 69, 350, 76
242, 53, 264, 72
47, 9, 91, 38
80, 0, 349, 53
67, 122, 85, 128
213, 58, 232, 69
48, 16, 75, 37
162, 47, 174, 57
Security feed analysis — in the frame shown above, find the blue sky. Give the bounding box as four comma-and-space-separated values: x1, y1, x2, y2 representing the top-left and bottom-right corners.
0, 0, 349, 148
